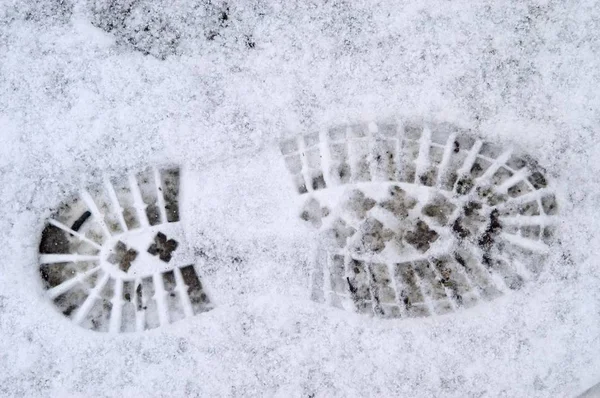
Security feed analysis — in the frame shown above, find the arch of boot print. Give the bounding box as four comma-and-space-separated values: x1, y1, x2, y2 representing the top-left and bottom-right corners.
280, 120, 558, 319
38, 166, 213, 333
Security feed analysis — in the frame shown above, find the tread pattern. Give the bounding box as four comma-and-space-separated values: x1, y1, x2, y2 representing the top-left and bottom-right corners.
281, 120, 559, 319
38, 166, 213, 333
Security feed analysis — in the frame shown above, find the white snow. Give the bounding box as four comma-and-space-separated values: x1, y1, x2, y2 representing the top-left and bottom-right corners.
1, 0, 600, 396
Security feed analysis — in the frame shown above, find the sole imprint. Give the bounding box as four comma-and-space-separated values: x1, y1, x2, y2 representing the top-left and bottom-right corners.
38, 166, 213, 333
281, 120, 559, 319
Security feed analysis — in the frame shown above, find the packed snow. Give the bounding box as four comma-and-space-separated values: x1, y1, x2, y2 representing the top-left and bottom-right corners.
1, 0, 600, 396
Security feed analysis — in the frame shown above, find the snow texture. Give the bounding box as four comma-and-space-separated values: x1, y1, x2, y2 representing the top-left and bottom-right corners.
0, 0, 600, 396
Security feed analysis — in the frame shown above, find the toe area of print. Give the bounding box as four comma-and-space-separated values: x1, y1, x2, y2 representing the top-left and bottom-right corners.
282, 120, 559, 320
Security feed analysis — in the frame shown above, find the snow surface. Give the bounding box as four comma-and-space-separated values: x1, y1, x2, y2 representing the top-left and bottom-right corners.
1, 0, 600, 396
